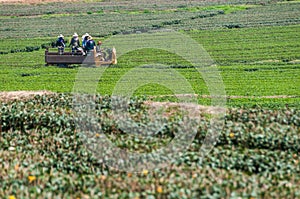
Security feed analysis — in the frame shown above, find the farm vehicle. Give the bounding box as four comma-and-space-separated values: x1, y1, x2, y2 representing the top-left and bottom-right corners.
45, 47, 117, 67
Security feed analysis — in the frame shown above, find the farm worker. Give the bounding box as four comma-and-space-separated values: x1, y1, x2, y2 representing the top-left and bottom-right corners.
81, 33, 90, 54
56, 34, 65, 55
96, 40, 102, 52
69, 33, 85, 55
85, 36, 96, 55
95, 40, 102, 58
96, 40, 106, 61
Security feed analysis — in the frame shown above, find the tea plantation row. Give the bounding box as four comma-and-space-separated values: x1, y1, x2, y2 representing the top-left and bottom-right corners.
1, 1, 299, 39
0, 94, 299, 198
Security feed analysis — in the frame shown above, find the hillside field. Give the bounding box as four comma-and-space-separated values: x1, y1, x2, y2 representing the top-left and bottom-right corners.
0, 0, 300, 198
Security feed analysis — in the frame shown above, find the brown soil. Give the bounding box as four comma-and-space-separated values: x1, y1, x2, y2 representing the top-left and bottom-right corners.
0, 91, 296, 103
151, 94, 298, 99
144, 101, 226, 116
0, 0, 80, 4
0, 90, 54, 102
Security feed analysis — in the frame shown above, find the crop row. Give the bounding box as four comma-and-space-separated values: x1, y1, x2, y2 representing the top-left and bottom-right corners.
0, 2, 299, 39
0, 60, 298, 104
0, 94, 299, 198
1, 23, 299, 66
0, 0, 276, 17
1, 94, 299, 154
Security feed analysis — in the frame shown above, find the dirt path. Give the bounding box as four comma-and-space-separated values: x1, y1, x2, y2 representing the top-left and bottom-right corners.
0, 0, 80, 4
0, 91, 54, 102
144, 101, 225, 116
149, 94, 298, 99
0, 91, 297, 103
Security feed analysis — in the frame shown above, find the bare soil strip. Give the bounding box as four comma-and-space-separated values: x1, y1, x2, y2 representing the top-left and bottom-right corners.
0, 0, 80, 4
0, 91, 54, 102
151, 94, 298, 99
0, 91, 297, 103
144, 101, 225, 116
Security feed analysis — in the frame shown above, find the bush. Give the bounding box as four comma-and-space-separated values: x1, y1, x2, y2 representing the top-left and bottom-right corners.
224, 24, 243, 29
162, 20, 181, 26
25, 46, 40, 52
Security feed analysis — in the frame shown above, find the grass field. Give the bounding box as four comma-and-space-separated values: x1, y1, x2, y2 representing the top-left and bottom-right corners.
0, 24, 299, 107
0, 0, 300, 198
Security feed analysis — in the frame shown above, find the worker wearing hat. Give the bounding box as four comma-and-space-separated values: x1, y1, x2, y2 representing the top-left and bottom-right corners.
56, 34, 65, 55
85, 36, 96, 55
69, 33, 85, 55
82, 33, 90, 54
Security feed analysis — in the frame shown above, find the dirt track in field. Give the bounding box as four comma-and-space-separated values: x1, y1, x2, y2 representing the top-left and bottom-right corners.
150, 94, 298, 99
0, 91, 54, 102
0, 0, 80, 4
0, 91, 297, 116
0, 91, 297, 103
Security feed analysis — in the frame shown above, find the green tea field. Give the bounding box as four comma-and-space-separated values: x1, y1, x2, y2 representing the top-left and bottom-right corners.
0, 0, 299, 198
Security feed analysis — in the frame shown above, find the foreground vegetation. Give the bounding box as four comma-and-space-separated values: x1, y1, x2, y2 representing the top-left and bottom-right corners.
0, 0, 299, 198
0, 94, 299, 198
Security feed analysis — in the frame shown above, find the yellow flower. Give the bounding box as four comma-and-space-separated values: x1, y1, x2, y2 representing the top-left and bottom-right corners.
9, 196, 16, 199
229, 133, 235, 138
28, 176, 36, 183
127, 172, 132, 177
156, 186, 163, 193
293, 154, 297, 158
14, 164, 19, 171
95, 133, 100, 138
100, 175, 106, 181
142, 169, 149, 176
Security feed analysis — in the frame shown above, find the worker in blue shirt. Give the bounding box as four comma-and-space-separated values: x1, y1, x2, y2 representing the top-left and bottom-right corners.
85, 36, 96, 55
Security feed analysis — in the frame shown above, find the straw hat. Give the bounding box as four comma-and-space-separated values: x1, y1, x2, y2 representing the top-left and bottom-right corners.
82, 33, 89, 39
58, 34, 64, 38
73, 33, 78, 37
